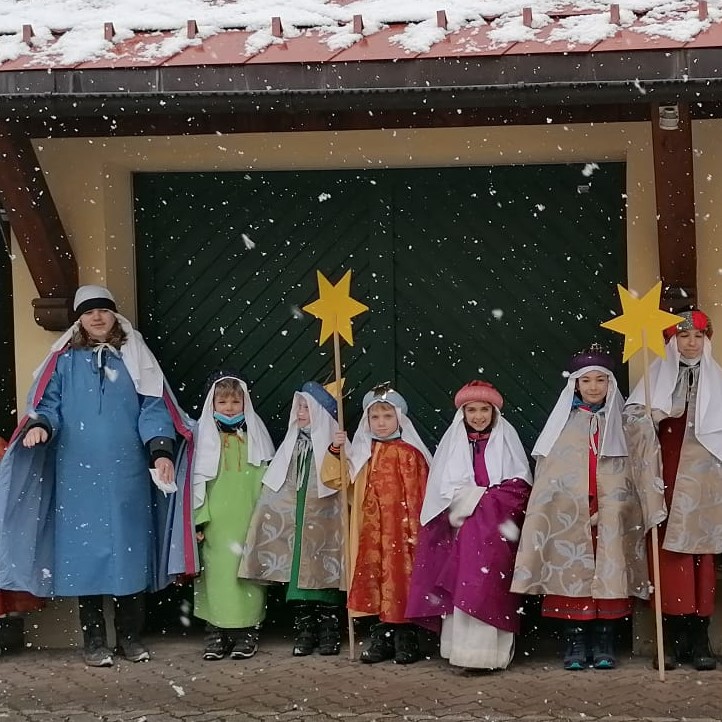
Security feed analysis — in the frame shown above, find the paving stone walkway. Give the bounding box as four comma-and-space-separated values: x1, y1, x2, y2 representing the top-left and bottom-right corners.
0, 634, 719, 722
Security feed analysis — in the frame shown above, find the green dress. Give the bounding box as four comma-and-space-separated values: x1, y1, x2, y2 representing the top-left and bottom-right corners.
194, 432, 267, 629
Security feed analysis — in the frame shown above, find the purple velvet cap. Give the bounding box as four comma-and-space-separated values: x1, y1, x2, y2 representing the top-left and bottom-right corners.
567, 343, 615, 374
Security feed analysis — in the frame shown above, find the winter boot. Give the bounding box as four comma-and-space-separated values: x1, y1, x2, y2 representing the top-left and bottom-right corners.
394, 624, 422, 665
230, 626, 260, 659
79, 595, 114, 668
562, 623, 588, 671
591, 621, 616, 669
292, 603, 317, 657
114, 594, 150, 662
317, 604, 341, 656
202, 625, 232, 661
653, 615, 683, 670
360, 623, 395, 664
690, 616, 717, 671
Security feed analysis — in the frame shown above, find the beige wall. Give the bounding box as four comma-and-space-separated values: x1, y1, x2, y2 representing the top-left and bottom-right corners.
15, 123, 662, 398
9, 121, 688, 648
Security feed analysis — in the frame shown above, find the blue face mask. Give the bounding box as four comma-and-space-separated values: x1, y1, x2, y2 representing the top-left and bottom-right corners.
213, 411, 245, 426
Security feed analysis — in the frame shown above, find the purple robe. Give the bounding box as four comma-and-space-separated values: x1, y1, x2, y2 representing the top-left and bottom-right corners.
406, 436, 531, 633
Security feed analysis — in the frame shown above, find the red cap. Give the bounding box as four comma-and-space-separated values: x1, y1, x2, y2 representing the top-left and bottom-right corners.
664, 310, 713, 341
454, 380, 504, 410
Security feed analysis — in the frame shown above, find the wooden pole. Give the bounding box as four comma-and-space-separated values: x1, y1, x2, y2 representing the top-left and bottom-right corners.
333, 326, 356, 660
642, 329, 665, 682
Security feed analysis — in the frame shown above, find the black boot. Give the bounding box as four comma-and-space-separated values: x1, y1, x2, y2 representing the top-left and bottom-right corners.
292, 603, 317, 657
230, 626, 260, 659
114, 595, 149, 662
394, 624, 422, 665
690, 616, 717, 671
79, 595, 113, 668
563, 623, 588, 671
317, 605, 341, 656
360, 623, 395, 664
203, 625, 232, 660
591, 621, 616, 669
653, 615, 682, 670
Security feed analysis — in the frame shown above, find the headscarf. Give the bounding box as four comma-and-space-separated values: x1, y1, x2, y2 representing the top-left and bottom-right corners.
347, 391, 431, 481
260, 390, 339, 498
32, 314, 164, 398
626, 337, 722, 461
192, 376, 274, 509
532, 365, 627, 459
420, 405, 531, 525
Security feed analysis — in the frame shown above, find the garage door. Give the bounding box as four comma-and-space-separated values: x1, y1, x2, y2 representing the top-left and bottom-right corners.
134, 163, 625, 450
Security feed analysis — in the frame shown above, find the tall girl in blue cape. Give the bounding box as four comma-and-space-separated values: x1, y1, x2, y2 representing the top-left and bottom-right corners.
0, 286, 197, 667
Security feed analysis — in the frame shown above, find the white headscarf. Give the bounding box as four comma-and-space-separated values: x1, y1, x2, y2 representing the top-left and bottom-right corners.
532, 365, 627, 459
626, 337, 722, 461
347, 396, 432, 481
192, 377, 274, 509
261, 391, 339, 498
33, 314, 164, 398
420, 406, 532, 525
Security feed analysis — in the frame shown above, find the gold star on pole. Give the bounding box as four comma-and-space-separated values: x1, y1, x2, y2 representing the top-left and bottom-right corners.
303, 270, 369, 346
600, 282, 685, 362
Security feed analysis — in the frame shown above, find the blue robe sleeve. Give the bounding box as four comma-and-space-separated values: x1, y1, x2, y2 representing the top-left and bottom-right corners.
138, 395, 175, 447
32, 362, 64, 438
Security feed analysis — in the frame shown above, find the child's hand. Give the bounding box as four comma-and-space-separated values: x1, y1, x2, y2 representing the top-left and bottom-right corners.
23, 427, 48, 448
333, 431, 347, 448
196, 530, 205, 543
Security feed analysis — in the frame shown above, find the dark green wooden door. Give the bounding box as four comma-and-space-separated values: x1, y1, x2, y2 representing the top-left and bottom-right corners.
134, 163, 624, 449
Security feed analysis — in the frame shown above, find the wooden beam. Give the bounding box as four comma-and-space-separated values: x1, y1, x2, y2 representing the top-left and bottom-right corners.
0, 126, 77, 329
20, 103, 651, 139
651, 102, 697, 310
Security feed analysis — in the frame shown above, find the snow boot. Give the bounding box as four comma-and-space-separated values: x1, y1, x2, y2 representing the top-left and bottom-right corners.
562, 623, 588, 671
591, 622, 616, 669
230, 626, 260, 659
690, 616, 717, 671
653, 615, 684, 670
360, 623, 395, 664
203, 626, 232, 661
394, 624, 422, 665
317, 604, 341, 656
292, 603, 317, 657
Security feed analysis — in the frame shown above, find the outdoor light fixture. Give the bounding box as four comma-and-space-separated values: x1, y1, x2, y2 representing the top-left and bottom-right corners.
659, 104, 680, 131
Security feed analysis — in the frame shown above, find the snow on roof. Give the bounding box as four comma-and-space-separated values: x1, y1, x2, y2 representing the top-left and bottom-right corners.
0, 0, 719, 68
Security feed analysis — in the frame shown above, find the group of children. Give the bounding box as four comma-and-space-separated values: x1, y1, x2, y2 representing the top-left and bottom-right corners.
2, 285, 718, 673
191, 308, 722, 673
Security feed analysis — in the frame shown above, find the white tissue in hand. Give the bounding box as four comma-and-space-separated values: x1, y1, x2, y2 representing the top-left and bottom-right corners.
150, 468, 177, 496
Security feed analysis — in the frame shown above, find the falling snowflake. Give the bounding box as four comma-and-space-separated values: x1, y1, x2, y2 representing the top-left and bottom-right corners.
241, 233, 256, 250
499, 519, 520, 542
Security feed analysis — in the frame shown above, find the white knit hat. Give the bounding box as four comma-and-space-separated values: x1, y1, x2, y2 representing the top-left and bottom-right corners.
73, 285, 117, 316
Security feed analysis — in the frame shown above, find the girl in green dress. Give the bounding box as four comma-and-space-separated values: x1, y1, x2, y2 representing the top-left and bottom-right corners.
192, 372, 274, 660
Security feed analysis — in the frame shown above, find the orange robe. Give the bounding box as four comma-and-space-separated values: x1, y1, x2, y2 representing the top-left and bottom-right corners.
0, 438, 43, 616
323, 439, 428, 624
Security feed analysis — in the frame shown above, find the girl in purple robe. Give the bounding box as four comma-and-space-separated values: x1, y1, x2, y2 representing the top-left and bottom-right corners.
406, 381, 532, 670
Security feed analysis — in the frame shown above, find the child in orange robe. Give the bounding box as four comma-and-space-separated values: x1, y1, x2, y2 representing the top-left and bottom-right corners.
323, 383, 431, 664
